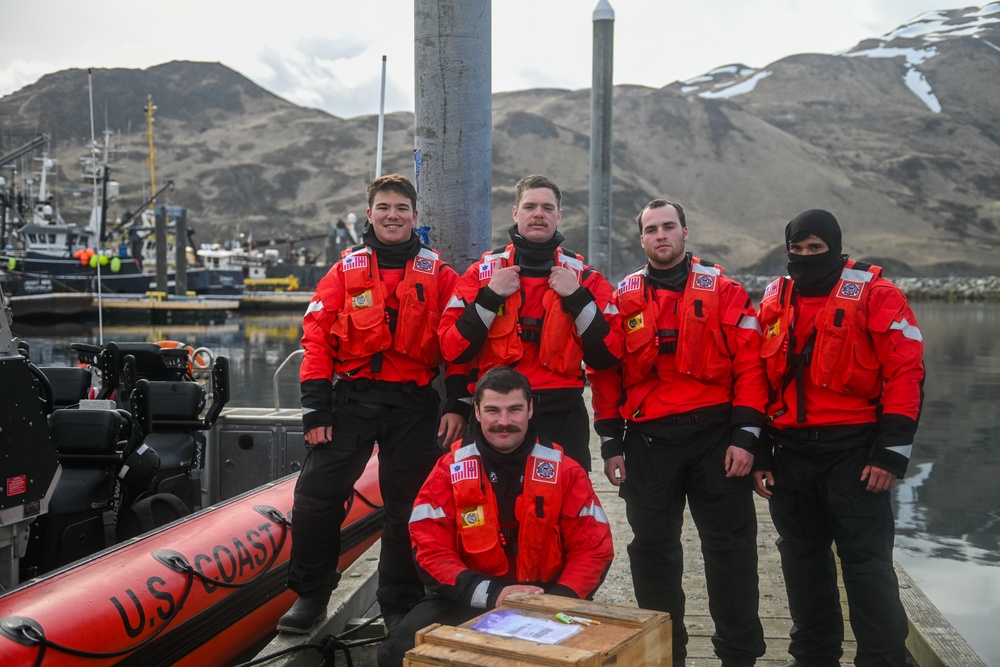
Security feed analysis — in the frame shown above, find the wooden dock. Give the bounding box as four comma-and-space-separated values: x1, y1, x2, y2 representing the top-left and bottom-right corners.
91, 292, 239, 323
239, 290, 312, 311
586, 441, 988, 666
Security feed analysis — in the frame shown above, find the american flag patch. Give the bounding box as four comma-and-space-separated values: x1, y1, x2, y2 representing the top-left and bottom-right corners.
763, 280, 780, 300
692, 274, 717, 291
478, 260, 496, 281
450, 459, 479, 483
838, 280, 864, 301
413, 257, 434, 274
342, 254, 369, 271
618, 275, 642, 294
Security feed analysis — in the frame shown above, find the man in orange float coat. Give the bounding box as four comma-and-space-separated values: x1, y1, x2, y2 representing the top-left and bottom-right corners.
279, 174, 469, 634
590, 199, 767, 667
377, 366, 614, 666
439, 174, 620, 471
752, 209, 925, 667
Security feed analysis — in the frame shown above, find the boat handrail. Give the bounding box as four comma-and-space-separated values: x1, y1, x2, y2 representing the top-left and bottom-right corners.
272, 348, 304, 410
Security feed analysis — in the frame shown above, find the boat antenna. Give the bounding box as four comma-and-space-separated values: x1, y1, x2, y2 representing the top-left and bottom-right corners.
375, 55, 387, 179
88, 68, 105, 344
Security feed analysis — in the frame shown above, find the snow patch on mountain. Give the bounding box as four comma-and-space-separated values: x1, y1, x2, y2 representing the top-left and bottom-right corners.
846, 45, 941, 112
698, 70, 772, 100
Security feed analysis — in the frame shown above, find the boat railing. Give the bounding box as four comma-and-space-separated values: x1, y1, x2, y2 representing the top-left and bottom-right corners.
273, 348, 304, 410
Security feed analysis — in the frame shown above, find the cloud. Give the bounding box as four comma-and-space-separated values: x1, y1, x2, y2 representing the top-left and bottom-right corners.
294, 35, 369, 62
0, 58, 59, 97
0, 1, 973, 119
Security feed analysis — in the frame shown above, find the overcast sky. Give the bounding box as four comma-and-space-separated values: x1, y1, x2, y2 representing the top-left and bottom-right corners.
0, 0, 969, 119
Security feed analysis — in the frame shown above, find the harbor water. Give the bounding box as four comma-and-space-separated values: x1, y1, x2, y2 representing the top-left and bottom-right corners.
12, 300, 1000, 664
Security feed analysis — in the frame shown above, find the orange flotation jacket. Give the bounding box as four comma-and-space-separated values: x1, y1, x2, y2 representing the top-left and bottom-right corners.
330, 245, 444, 367
450, 440, 566, 584
759, 259, 884, 401
476, 244, 585, 377
616, 258, 732, 387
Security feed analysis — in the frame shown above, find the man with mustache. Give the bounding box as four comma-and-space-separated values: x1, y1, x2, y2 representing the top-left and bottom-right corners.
377, 366, 614, 666
439, 174, 620, 472
752, 209, 925, 667
589, 199, 767, 667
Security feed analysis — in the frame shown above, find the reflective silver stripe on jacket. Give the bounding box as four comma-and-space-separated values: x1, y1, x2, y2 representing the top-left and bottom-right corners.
886, 444, 913, 460
578, 501, 609, 524
471, 579, 491, 608
531, 442, 562, 462
410, 502, 447, 523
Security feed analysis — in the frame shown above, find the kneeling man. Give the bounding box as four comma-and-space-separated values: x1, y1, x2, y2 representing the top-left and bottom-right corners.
378, 366, 614, 666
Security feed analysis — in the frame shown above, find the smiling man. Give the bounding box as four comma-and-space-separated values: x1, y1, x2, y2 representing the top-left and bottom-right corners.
439, 174, 620, 472
589, 198, 767, 667
280, 174, 470, 635
377, 366, 614, 667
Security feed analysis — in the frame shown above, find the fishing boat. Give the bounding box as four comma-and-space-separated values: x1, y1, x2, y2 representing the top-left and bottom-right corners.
0, 289, 383, 665
0, 135, 150, 304
0, 97, 245, 312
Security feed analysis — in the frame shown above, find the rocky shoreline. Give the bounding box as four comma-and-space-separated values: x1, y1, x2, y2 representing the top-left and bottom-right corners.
733, 275, 1000, 302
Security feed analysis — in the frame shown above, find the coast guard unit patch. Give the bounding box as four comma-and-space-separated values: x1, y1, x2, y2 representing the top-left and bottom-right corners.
838, 280, 864, 301
693, 274, 717, 291
531, 459, 558, 484
626, 312, 644, 333
413, 257, 434, 274
343, 254, 369, 271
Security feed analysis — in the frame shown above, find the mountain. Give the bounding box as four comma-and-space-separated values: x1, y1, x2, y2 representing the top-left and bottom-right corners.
1, 5, 998, 279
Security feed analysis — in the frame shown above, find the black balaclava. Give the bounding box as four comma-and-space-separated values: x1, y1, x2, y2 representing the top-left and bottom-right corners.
785, 209, 846, 296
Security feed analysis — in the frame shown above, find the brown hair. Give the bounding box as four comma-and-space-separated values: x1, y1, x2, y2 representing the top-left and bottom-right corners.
635, 199, 686, 233
474, 366, 532, 405
513, 174, 562, 208
366, 174, 417, 210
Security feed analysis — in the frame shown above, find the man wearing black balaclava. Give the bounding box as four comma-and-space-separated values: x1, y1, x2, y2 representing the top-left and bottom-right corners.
753, 209, 926, 667
439, 174, 619, 472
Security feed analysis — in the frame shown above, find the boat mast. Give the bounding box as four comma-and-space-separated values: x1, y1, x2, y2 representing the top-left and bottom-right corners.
144, 95, 157, 209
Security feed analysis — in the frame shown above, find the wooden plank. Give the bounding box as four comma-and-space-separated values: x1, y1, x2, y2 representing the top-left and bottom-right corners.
896, 562, 988, 667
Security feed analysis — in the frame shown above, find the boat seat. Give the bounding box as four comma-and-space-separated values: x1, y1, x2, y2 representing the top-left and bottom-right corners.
47, 467, 115, 516
146, 381, 206, 425
143, 432, 197, 474
116, 342, 188, 382
49, 408, 123, 459
39, 366, 92, 409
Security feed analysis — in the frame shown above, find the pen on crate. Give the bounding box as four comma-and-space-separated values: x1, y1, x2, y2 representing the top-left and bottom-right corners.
555, 612, 600, 625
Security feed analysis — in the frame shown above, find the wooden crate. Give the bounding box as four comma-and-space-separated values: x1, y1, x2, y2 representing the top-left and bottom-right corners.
404, 593, 671, 666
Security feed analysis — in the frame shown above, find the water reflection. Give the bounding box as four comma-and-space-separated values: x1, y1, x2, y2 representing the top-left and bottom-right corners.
897, 302, 1000, 561
13, 313, 307, 410
893, 301, 1000, 665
